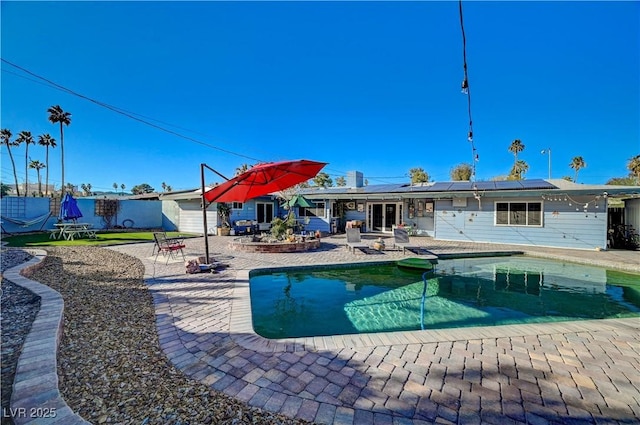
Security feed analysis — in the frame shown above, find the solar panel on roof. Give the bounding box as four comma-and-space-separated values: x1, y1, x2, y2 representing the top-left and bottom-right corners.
519, 180, 557, 189
299, 179, 557, 197
475, 181, 497, 190
491, 180, 515, 190
427, 182, 454, 191
454, 182, 475, 191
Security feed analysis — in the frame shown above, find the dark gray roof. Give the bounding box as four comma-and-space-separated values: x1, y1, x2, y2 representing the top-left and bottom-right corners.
300, 179, 557, 197
425, 180, 557, 192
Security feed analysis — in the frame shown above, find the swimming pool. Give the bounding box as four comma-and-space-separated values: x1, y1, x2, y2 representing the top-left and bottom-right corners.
249, 256, 640, 339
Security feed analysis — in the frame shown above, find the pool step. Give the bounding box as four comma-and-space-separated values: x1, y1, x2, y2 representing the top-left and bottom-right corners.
397, 256, 439, 271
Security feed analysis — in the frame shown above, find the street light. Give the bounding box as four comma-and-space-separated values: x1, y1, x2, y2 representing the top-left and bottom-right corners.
541, 148, 552, 179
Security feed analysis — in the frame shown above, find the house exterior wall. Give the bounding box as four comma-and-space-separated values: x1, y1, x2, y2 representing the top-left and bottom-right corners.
230, 202, 256, 223
400, 199, 435, 235
229, 201, 261, 233
344, 210, 366, 223
294, 202, 330, 234
434, 196, 608, 250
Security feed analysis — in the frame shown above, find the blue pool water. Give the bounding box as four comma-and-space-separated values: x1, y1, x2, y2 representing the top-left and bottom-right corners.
249, 256, 640, 339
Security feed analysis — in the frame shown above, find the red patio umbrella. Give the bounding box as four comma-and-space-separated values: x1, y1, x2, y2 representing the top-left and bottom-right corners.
203, 159, 327, 203
199, 159, 327, 265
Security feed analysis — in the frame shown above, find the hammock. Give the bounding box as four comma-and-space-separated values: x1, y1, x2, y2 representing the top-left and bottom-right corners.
1, 212, 52, 228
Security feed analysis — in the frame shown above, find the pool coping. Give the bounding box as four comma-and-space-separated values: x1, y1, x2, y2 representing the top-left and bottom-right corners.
229, 256, 640, 353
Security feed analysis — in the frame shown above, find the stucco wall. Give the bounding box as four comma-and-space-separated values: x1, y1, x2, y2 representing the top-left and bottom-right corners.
162, 200, 181, 231
1, 197, 162, 233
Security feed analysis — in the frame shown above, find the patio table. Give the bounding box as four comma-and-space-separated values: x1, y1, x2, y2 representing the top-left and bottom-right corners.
53, 223, 96, 241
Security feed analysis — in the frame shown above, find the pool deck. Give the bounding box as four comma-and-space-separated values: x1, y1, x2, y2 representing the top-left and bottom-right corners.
104, 234, 640, 424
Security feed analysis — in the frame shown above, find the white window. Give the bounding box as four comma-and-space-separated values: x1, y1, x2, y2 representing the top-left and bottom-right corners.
495, 201, 542, 226
301, 202, 325, 218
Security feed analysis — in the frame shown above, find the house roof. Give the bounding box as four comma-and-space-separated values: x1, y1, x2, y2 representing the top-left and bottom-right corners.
159, 188, 209, 201
160, 178, 640, 202
298, 179, 640, 200
159, 187, 274, 202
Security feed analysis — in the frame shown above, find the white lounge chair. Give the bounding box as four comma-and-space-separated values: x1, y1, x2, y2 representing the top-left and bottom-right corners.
346, 228, 368, 253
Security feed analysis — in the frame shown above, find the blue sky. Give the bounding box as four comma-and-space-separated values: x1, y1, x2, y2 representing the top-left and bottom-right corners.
2, 1, 638, 193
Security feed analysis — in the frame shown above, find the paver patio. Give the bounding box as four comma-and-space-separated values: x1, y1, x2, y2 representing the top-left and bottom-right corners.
108, 234, 640, 425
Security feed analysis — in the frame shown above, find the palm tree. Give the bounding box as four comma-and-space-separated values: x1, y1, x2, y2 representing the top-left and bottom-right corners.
508, 139, 525, 161
313, 172, 333, 188
628, 154, 640, 185
508, 160, 529, 180
16, 131, 35, 196
570, 156, 586, 183
37, 133, 57, 196
28, 159, 46, 196
47, 105, 71, 197
120, 183, 126, 195
1, 129, 20, 196
235, 164, 250, 176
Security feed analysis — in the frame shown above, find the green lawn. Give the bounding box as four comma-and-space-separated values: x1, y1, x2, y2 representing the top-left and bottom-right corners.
1, 231, 197, 247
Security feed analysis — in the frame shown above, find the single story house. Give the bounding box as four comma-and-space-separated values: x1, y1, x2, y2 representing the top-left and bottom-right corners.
297, 172, 640, 251
160, 171, 640, 251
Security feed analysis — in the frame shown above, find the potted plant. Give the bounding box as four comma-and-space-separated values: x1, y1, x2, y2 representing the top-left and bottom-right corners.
270, 217, 286, 240
373, 237, 386, 251
217, 202, 232, 236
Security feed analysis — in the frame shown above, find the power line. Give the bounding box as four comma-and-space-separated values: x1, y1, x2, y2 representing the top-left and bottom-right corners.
1, 58, 262, 163
458, 0, 479, 181
2, 59, 415, 187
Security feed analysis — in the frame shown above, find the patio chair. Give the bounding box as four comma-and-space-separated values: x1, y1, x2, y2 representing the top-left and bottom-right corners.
393, 228, 421, 254
346, 228, 368, 254
152, 232, 186, 264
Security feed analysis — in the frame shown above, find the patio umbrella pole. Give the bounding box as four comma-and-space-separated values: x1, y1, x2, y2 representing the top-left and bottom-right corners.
200, 160, 327, 264
201, 164, 210, 264
200, 163, 233, 264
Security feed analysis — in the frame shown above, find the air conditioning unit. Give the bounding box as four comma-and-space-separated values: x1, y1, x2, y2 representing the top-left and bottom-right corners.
452, 198, 468, 208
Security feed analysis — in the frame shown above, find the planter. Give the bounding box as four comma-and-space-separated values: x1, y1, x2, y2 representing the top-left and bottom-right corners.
373, 241, 385, 251
217, 227, 231, 236
229, 237, 321, 253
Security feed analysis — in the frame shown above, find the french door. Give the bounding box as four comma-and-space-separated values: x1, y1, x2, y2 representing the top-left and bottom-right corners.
256, 202, 274, 225
367, 202, 402, 232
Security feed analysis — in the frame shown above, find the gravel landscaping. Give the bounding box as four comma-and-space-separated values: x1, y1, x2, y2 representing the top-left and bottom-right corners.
2, 246, 309, 425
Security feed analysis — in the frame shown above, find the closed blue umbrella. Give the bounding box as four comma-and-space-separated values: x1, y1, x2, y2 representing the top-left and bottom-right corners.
60, 193, 83, 221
